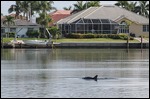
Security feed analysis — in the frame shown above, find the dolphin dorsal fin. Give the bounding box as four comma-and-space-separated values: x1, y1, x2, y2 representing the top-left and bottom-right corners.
93, 75, 98, 81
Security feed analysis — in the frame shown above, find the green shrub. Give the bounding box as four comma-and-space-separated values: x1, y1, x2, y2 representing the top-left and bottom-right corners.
83, 33, 95, 38
130, 37, 134, 40
47, 26, 61, 39
65, 33, 129, 40
9, 32, 15, 37
26, 30, 40, 38
4, 32, 15, 37
118, 34, 128, 40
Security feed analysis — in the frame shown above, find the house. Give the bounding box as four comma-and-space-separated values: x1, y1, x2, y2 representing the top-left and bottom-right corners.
57, 5, 149, 37
1, 17, 41, 37
49, 10, 71, 27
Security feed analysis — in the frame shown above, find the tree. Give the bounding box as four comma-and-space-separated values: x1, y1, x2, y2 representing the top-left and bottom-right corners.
37, 1, 56, 14
48, 26, 61, 39
18, 1, 40, 20
71, 1, 86, 14
125, 1, 137, 12
19, 1, 30, 20
71, 1, 100, 14
87, 1, 100, 7
37, 13, 52, 38
135, 1, 149, 18
3, 16, 15, 38
63, 6, 72, 10
36, 1, 56, 38
8, 1, 22, 19
115, 1, 149, 18
115, 1, 129, 9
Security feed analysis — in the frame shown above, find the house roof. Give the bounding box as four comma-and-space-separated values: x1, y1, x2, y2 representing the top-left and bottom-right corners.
50, 10, 72, 15
1, 19, 41, 27
49, 10, 71, 26
57, 5, 149, 24
14, 19, 40, 26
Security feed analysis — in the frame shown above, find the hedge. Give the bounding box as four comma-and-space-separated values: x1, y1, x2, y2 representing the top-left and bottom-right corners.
64, 33, 130, 40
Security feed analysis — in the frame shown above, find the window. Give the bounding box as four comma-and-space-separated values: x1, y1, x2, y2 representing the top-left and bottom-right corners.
119, 21, 129, 33
28, 28, 34, 31
143, 25, 149, 32
1, 28, 5, 33
10, 28, 16, 32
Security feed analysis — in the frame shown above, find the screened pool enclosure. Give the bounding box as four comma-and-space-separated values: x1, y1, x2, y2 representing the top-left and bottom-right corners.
58, 18, 119, 34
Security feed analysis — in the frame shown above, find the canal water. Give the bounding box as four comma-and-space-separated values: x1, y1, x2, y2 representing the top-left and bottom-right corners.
1, 48, 149, 98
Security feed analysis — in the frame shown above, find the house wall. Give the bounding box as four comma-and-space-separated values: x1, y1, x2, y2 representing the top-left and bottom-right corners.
16, 27, 28, 37
117, 18, 149, 37
130, 23, 149, 37
17, 26, 39, 37
4, 26, 40, 37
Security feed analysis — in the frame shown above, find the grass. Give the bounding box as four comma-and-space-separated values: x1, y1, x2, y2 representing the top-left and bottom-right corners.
53, 38, 139, 43
1, 37, 140, 43
144, 37, 149, 41
1, 38, 48, 43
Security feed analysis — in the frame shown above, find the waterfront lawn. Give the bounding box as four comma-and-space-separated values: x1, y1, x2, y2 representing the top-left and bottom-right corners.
2, 38, 48, 43
2, 37, 139, 43
144, 37, 149, 41
53, 38, 139, 43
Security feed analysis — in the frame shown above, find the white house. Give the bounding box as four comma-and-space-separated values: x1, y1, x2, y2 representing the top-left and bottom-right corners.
1, 18, 41, 37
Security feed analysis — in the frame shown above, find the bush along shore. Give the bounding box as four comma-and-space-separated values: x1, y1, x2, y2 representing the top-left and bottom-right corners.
64, 33, 134, 40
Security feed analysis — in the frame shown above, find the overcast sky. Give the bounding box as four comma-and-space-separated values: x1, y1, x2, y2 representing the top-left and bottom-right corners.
1, 1, 116, 15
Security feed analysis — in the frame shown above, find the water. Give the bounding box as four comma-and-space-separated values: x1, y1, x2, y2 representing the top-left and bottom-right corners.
1, 48, 149, 98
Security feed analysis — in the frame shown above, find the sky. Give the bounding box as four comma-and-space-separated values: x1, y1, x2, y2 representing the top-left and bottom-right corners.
1, 1, 117, 16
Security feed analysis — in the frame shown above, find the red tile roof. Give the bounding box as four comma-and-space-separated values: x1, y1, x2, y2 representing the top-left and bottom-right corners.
49, 10, 71, 26
52, 10, 72, 15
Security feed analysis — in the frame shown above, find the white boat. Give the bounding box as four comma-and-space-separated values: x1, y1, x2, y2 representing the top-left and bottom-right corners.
23, 28, 53, 46
23, 40, 51, 46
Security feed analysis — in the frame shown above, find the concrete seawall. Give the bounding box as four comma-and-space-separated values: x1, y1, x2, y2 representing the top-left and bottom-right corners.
55, 42, 149, 48
1, 42, 149, 48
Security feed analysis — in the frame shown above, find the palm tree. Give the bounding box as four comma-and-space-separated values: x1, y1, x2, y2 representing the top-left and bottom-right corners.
38, 1, 56, 13
135, 1, 149, 18
87, 1, 100, 7
18, 1, 29, 20
124, 1, 137, 12
31, 1, 42, 15
8, 1, 22, 19
63, 6, 72, 10
71, 1, 100, 14
9, 1, 41, 20
71, 1, 86, 14
36, 1, 56, 38
115, 1, 149, 18
37, 13, 52, 38
3, 16, 15, 38
115, 1, 129, 9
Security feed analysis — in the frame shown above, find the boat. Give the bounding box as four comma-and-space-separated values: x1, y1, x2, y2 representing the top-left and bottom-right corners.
23, 28, 53, 46
23, 40, 52, 46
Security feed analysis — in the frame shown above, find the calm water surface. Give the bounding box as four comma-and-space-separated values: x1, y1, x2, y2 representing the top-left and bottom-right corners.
1, 48, 149, 98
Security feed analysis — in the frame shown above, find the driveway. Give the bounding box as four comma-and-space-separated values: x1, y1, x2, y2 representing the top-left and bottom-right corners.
134, 37, 149, 43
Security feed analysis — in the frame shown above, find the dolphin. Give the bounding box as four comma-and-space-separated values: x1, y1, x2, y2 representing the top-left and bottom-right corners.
82, 75, 98, 81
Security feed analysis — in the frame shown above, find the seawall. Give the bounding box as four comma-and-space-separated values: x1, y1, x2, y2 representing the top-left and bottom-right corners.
55, 42, 149, 48
1, 42, 149, 48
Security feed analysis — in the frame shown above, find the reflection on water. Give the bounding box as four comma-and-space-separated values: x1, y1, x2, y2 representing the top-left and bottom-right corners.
1, 48, 149, 98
